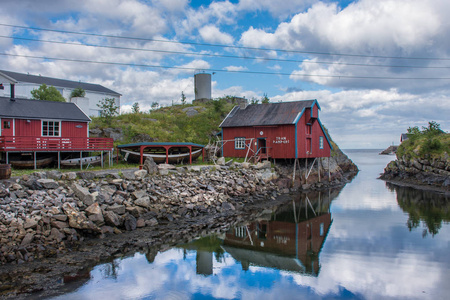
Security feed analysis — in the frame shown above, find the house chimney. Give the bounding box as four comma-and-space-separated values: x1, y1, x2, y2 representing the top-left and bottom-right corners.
239, 98, 248, 109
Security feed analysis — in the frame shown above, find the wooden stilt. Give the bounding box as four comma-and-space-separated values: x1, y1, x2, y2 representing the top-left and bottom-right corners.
58, 152, 60, 169
292, 158, 297, 184
305, 158, 308, 183
34, 152, 36, 170
80, 151, 83, 170
318, 158, 321, 182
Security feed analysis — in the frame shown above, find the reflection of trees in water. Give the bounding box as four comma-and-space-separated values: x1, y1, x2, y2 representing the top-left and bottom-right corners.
177, 235, 226, 263
386, 183, 450, 237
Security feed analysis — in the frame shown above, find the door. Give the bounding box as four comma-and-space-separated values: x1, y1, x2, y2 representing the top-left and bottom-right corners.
1, 119, 14, 136
257, 138, 267, 154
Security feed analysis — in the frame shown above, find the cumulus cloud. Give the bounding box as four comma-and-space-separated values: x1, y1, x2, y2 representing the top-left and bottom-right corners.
199, 25, 234, 44
240, 0, 450, 93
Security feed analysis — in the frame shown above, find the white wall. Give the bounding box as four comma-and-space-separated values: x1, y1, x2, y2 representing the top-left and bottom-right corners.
0, 83, 120, 117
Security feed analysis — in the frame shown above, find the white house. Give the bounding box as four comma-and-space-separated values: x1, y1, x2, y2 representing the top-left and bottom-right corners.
0, 70, 121, 117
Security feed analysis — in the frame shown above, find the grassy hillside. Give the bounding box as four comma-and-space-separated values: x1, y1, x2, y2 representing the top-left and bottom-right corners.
91, 99, 235, 146
397, 122, 449, 159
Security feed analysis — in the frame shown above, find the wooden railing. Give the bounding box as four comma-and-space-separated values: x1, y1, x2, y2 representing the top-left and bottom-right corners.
0, 136, 114, 152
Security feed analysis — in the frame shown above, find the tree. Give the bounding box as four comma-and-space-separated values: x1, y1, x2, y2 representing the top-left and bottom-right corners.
181, 91, 186, 105
151, 101, 160, 110
31, 84, 65, 102
250, 97, 259, 104
97, 97, 119, 125
131, 102, 140, 114
70, 87, 86, 98
261, 93, 270, 104
422, 121, 444, 136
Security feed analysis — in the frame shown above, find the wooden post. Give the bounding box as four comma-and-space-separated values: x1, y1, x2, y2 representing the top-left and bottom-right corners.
318, 158, 321, 182
58, 152, 60, 169
101, 151, 104, 168
34, 152, 36, 170
80, 151, 83, 170
292, 158, 297, 184
305, 158, 308, 183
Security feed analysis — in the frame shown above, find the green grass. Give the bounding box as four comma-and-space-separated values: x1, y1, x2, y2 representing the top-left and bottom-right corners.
11, 161, 139, 177
397, 132, 449, 159
91, 99, 235, 147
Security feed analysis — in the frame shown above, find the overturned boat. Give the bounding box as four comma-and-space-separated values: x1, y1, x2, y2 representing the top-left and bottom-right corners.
118, 142, 204, 165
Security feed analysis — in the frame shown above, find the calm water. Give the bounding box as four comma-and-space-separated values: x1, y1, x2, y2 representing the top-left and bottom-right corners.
52, 150, 450, 300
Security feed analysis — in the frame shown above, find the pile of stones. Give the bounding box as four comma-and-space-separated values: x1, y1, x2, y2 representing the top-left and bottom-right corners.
0, 162, 279, 265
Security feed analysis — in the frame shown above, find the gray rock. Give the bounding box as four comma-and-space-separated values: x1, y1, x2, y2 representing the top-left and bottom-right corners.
124, 214, 137, 231
135, 196, 151, 209
143, 157, 158, 175
24, 218, 38, 229
217, 157, 226, 166
122, 171, 136, 180
20, 233, 34, 247
72, 183, 96, 206
134, 169, 147, 180
37, 179, 59, 189
104, 211, 120, 227
50, 228, 65, 242
107, 204, 126, 215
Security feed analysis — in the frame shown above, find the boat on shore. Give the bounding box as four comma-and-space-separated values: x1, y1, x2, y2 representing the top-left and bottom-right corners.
10, 157, 54, 169
121, 148, 203, 164
61, 154, 113, 168
118, 142, 204, 164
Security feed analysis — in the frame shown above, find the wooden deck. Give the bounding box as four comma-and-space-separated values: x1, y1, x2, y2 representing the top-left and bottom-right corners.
0, 136, 114, 152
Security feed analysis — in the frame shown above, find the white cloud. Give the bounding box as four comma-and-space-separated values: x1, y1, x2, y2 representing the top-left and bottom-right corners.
199, 25, 234, 44
223, 65, 248, 72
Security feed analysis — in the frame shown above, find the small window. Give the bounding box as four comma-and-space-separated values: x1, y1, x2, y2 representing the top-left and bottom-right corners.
42, 120, 60, 137
319, 136, 324, 149
235, 137, 246, 149
3, 121, 10, 129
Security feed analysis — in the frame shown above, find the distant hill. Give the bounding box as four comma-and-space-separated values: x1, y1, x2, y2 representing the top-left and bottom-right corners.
90, 99, 235, 146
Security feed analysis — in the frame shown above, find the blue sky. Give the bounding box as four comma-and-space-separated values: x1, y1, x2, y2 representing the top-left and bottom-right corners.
0, 0, 449, 148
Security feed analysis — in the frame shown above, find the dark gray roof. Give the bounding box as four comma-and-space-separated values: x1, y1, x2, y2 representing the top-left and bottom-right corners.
220, 100, 317, 127
0, 97, 91, 122
0, 70, 121, 96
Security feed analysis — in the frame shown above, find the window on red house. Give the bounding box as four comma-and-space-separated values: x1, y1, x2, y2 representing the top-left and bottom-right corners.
42, 120, 60, 137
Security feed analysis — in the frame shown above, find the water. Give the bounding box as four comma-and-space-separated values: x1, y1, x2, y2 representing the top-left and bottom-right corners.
51, 150, 450, 300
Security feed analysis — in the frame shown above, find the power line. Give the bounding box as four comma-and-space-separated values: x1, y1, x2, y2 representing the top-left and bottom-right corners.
1, 52, 449, 80
1, 23, 450, 61
1, 35, 449, 70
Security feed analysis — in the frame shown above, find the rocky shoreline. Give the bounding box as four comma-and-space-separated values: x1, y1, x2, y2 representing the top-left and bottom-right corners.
0, 154, 357, 298
380, 152, 450, 194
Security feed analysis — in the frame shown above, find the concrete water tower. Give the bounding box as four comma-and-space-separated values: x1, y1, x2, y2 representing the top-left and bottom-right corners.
194, 73, 211, 101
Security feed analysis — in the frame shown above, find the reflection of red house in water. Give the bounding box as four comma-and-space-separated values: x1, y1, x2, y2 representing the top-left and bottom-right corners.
223, 199, 332, 276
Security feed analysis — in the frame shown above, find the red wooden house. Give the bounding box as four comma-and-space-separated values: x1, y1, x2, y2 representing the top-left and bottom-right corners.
219, 100, 332, 161
0, 96, 113, 168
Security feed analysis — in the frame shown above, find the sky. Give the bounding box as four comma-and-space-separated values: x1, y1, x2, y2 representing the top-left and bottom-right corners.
0, 0, 449, 149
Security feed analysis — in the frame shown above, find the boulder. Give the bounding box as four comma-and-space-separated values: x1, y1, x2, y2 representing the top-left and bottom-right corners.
123, 214, 137, 231
107, 204, 126, 215
104, 211, 120, 227
37, 179, 59, 189
72, 183, 96, 206
217, 157, 226, 166
134, 169, 147, 180
134, 196, 152, 209
143, 157, 158, 175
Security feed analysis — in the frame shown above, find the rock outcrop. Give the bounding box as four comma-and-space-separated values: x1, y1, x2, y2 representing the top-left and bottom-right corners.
380, 152, 450, 192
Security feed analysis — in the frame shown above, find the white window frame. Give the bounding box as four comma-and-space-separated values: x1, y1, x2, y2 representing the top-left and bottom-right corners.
319, 136, 324, 149
235, 137, 246, 149
42, 120, 61, 137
